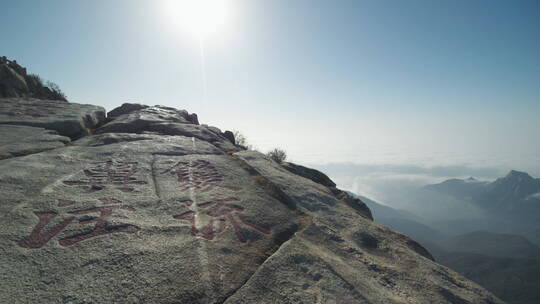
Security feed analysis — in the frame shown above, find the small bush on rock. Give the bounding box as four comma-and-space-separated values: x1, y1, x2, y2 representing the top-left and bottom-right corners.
233, 130, 255, 150
267, 148, 287, 164
46, 81, 67, 101
27, 74, 44, 86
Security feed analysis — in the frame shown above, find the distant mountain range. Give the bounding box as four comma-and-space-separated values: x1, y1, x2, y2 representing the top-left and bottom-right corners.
423, 170, 540, 215
350, 170, 540, 304
350, 169, 540, 245
403, 170, 540, 239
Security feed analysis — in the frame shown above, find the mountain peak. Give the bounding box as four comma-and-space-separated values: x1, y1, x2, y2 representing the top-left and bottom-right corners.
505, 170, 533, 181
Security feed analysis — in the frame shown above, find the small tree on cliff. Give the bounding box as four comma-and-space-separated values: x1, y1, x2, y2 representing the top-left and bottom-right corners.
46, 81, 67, 101
267, 148, 287, 164
233, 130, 256, 150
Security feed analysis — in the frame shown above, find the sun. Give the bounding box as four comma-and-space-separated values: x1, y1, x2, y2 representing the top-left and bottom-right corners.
164, 0, 231, 38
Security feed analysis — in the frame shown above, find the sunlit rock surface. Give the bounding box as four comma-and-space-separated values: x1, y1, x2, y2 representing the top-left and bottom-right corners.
0, 100, 505, 303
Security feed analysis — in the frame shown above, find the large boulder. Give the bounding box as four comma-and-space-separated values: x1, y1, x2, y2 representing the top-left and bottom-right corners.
106, 103, 149, 119
282, 161, 337, 188
0, 102, 504, 304
97, 105, 238, 152
0, 98, 106, 139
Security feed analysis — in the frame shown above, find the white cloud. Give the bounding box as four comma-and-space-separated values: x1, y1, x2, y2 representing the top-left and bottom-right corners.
527, 192, 540, 200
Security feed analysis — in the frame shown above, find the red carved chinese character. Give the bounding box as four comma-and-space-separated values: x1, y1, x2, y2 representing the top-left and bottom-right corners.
59, 205, 140, 247
174, 199, 271, 243
18, 212, 75, 249
63, 160, 147, 192
161, 160, 239, 192
18, 198, 139, 249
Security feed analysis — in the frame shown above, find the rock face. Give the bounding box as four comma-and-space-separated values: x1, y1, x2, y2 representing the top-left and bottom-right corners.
0, 101, 505, 304
0, 98, 106, 139
106, 102, 149, 119
0, 56, 67, 101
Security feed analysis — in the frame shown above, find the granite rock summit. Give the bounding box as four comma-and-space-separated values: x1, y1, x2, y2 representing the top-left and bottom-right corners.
0, 97, 505, 303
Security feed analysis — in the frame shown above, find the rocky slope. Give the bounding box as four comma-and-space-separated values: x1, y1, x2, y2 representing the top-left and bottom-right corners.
0, 98, 504, 303
0, 57, 67, 101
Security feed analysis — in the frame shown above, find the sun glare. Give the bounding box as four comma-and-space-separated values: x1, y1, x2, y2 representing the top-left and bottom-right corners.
165, 0, 231, 38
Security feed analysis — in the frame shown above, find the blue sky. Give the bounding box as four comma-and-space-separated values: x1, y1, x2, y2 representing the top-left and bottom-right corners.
1, 0, 539, 175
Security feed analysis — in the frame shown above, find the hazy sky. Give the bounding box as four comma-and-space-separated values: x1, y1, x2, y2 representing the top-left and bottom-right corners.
2, 0, 539, 176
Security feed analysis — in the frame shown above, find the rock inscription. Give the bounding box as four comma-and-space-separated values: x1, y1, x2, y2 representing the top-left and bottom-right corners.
19, 198, 139, 249
161, 160, 239, 192
63, 160, 147, 193
174, 199, 271, 243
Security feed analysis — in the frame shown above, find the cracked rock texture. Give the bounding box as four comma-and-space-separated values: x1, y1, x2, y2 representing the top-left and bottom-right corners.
0, 99, 505, 304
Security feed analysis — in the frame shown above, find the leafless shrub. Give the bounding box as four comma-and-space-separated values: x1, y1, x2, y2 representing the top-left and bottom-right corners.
27, 74, 44, 86
267, 148, 287, 163
233, 130, 255, 150
46, 81, 67, 101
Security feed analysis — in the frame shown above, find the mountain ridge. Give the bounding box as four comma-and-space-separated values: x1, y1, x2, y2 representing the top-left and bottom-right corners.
424, 170, 540, 204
